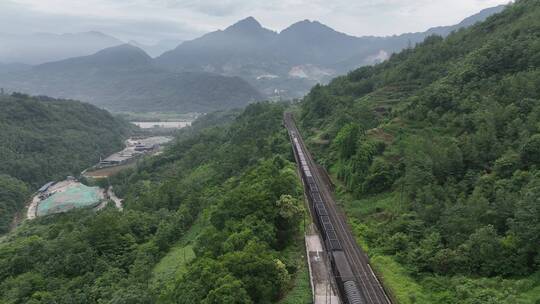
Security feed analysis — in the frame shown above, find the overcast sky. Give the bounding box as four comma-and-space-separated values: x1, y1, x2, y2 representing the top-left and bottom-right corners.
1, 0, 510, 44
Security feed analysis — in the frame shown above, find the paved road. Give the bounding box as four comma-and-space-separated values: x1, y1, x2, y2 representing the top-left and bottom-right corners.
108, 186, 123, 210
284, 113, 391, 304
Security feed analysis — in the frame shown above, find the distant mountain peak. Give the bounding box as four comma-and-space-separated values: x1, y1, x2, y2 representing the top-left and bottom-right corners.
83, 31, 114, 38
236, 16, 261, 26
279, 19, 347, 42
94, 44, 152, 64
35, 31, 119, 41
97, 43, 148, 55
35, 43, 152, 71
281, 19, 339, 35
226, 16, 264, 33
296, 19, 321, 25
288, 19, 326, 27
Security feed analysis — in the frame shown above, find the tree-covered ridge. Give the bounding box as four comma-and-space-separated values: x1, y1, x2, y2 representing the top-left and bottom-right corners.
0, 175, 29, 234
300, 0, 540, 302
0, 93, 132, 234
0, 93, 133, 186
0, 102, 307, 303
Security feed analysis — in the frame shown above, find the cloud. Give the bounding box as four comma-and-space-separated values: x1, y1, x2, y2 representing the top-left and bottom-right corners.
1, 0, 510, 43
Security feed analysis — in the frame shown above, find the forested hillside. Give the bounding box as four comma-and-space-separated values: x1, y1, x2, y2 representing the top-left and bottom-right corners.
299, 0, 540, 303
0, 93, 132, 234
0, 102, 309, 303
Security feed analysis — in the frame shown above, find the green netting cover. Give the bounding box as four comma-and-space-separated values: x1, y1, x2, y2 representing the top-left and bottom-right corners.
37, 184, 102, 216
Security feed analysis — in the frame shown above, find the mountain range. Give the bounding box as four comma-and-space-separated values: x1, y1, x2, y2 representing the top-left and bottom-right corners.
0, 4, 506, 112
156, 5, 506, 98
0, 44, 262, 112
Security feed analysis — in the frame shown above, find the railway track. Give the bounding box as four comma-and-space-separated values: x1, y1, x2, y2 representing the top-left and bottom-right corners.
284, 113, 391, 304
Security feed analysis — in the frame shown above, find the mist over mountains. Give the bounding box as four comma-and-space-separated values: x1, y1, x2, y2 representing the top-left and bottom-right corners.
0, 31, 123, 65
155, 5, 506, 98
0, 32, 181, 65
0, 44, 262, 112
128, 39, 184, 57
0, 4, 506, 112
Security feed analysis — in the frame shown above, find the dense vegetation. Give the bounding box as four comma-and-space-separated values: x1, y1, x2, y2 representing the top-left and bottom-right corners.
2, 2, 535, 303
0, 93, 132, 234
0, 102, 309, 303
0, 175, 29, 234
299, 0, 540, 302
